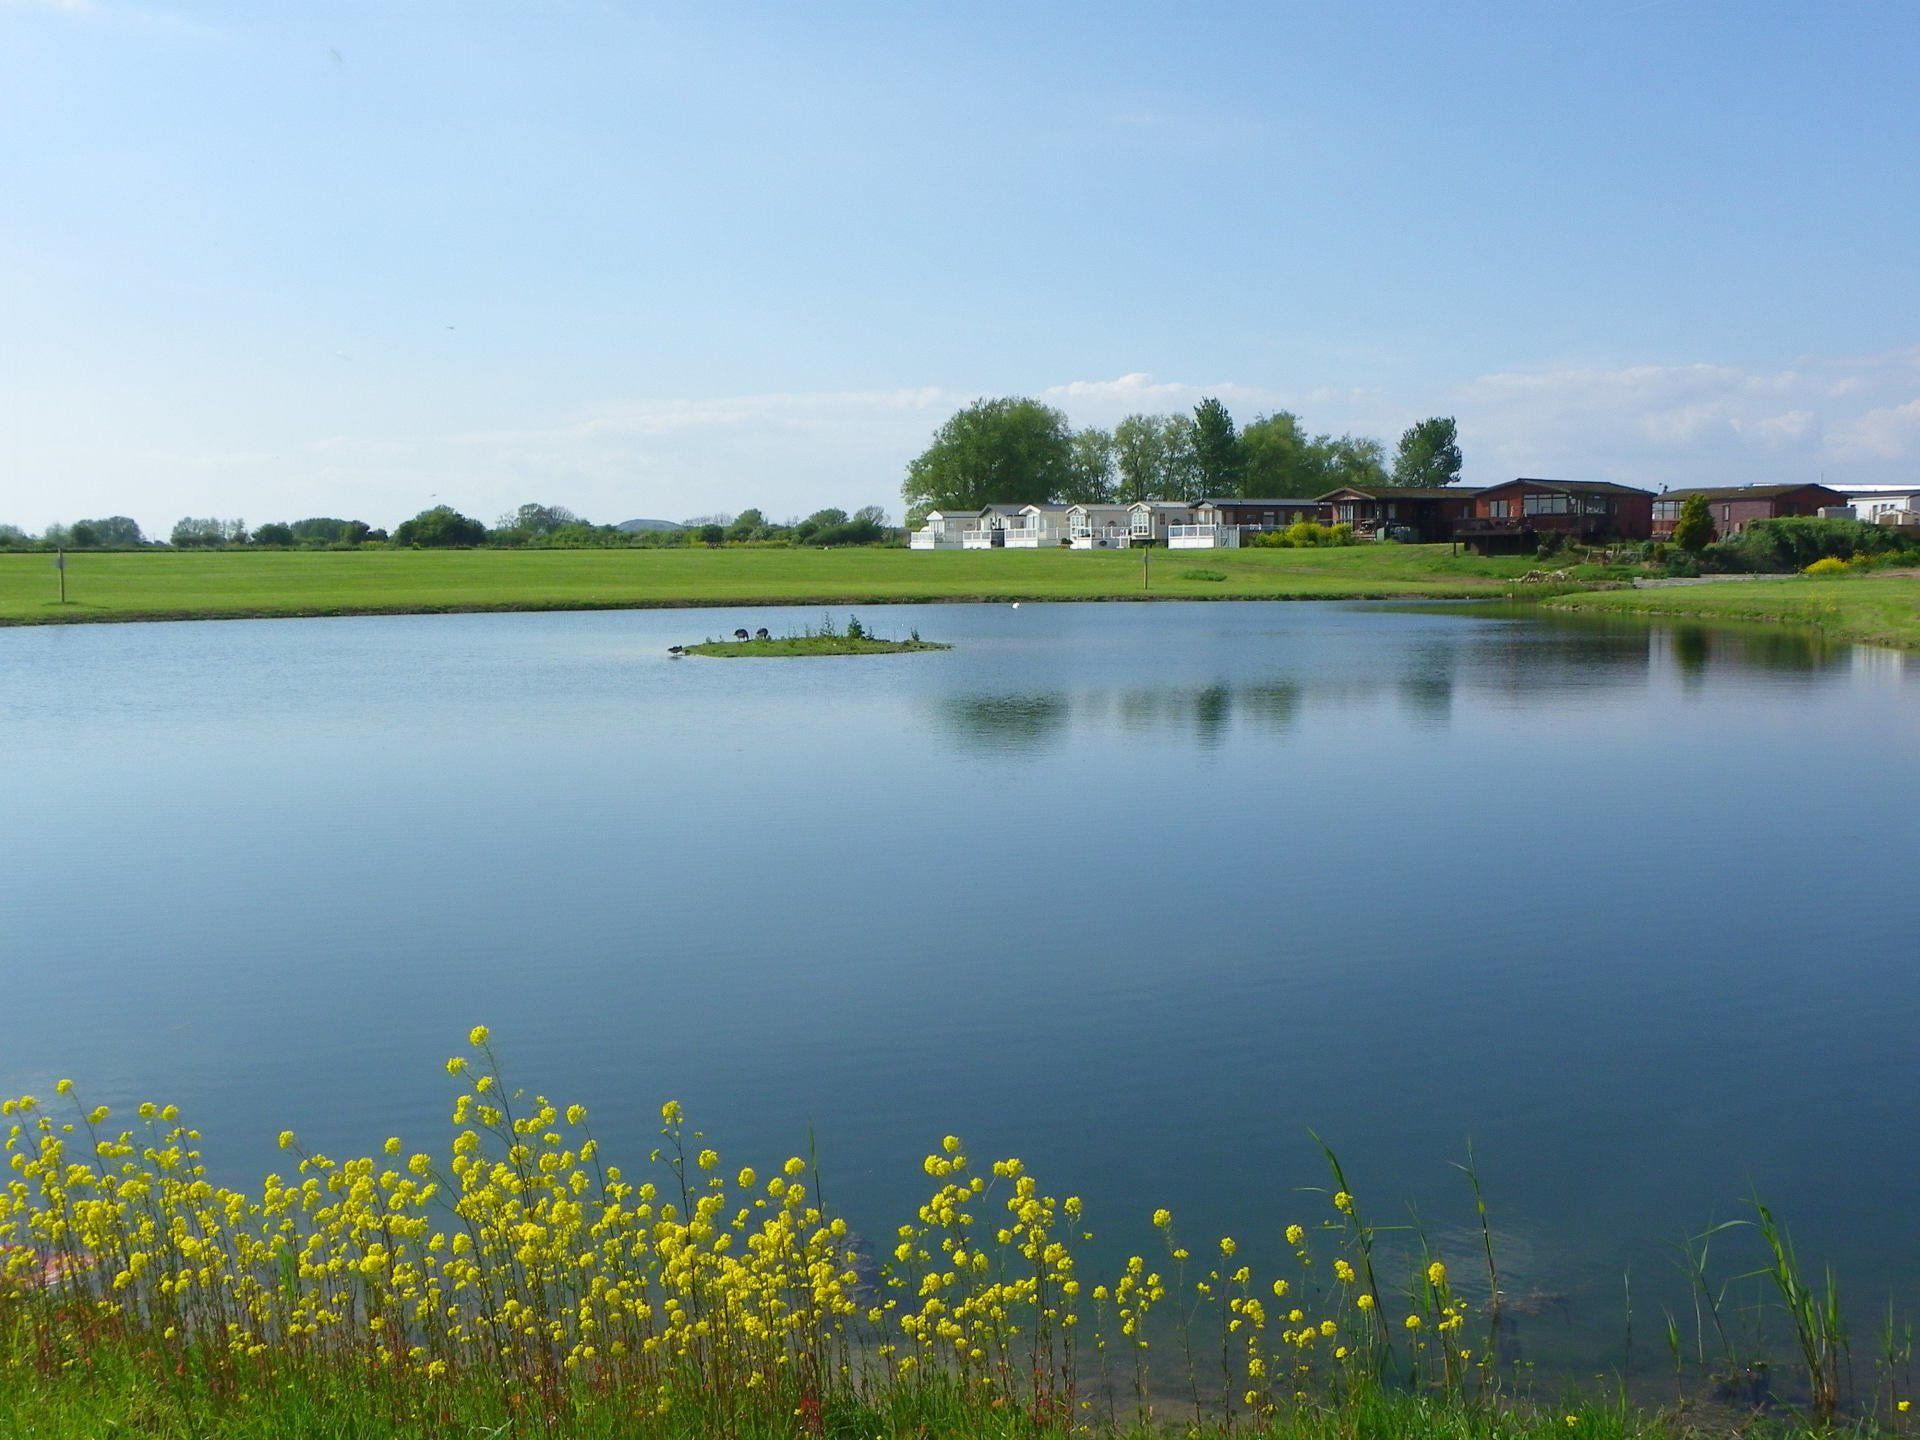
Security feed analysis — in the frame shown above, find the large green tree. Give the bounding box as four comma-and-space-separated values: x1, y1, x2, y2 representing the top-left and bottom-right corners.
1190, 397, 1245, 498
1391, 416, 1463, 487
1240, 412, 1319, 497
1310, 434, 1390, 490
394, 505, 487, 548
1065, 427, 1117, 503
901, 397, 1075, 521
1113, 413, 1200, 502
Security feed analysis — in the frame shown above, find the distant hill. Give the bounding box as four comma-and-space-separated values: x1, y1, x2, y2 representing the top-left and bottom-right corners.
614, 518, 685, 533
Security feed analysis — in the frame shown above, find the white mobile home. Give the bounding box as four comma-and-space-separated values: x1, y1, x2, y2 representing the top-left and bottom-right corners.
909, 507, 983, 549
1004, 503, 1072, 548
1126, 501, 1195, 543
1168, 520, 1241, 549
1067, 503, 1134, 549
961, 504, 1026, 548
1843, 486, 1920, 527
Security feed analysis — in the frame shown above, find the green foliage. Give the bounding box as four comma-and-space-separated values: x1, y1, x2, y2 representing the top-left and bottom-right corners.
1672, 493, 1714, 553
792, 505, 887, 546
1240, 412, 1320, 497
696, 523, 725, 547
1113, 412, 1199, 503
1191, 396, 1246, 497
393, 505, 487, 548
48, 516, 146, 548
1392, 417, 1463, 487
1704, 515, 1919, 572
169, 517, 248, 548
902, 396, 1076, 521
1249, 520, 1357, 548
251, 522, 295, 546
1066, 426, 1118, 502
726, 508, 769, 542
1311, 433, 1390, 490
495, 502, 583, 539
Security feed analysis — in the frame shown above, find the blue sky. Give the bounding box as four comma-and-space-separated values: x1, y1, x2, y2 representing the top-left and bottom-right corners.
4, 0, 1918, 533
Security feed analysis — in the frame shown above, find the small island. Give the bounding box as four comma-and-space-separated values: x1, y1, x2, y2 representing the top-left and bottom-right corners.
679, 614, 949, 658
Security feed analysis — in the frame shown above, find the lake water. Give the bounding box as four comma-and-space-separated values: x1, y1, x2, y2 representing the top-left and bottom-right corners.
3, 601, 1916, 1372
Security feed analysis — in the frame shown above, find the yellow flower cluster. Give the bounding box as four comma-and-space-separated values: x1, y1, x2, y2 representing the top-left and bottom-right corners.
1, 1035, 1476, 1423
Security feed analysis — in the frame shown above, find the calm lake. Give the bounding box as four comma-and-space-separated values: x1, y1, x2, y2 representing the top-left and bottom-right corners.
3, 601, 1917, 1370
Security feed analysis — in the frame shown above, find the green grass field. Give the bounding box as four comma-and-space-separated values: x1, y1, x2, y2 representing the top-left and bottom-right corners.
1546, 572, 1920, 651
0, 545, 1540, 626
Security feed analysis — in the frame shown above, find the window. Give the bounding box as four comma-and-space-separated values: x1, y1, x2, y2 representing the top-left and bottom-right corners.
1652, 500, 1681, 520
1523, 493, 1571, 516
1488, 499, 1510, 519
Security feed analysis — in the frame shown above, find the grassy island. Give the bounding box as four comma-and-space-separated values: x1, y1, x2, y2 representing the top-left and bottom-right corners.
681, 613, 947, 657
686, 634, 948, 656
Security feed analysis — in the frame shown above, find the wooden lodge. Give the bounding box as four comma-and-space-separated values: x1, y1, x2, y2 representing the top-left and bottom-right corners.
1456, 479, 1655, 553
1316, 486, 1481, 542
1649, 484, 1846, 542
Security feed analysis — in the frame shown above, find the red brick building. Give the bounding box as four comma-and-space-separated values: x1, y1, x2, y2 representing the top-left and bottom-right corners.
1649, 484, 1846, 541
1456, 479, 1655, 553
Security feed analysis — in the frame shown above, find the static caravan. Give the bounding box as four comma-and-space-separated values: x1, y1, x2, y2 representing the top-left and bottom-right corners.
962, 504, 1026, 548
1843, 486, 1920, 527
1067, 503, 1134, 549
910, 507, 984, 550
1126, 501, 1195, 543
1004, 503, 1073, 548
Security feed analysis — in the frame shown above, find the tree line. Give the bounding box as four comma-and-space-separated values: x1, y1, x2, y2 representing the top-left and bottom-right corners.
0, 503, 897, 551
901, 396, 1461, 519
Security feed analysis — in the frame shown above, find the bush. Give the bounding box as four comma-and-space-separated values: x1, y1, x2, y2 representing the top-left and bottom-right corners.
393, 505, 487, 548
1671, 493, 1713, 552
1804, 556, 1850, 576
1249, 520, 1355, 548
1704, 516, 1920, 573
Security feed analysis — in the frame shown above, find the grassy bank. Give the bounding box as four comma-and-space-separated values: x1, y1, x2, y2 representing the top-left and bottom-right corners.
0, 1347, 1832, 1440
0, 546, 1541, 626
1545, 573, 1920, 651
4, 1034, 1914, 1440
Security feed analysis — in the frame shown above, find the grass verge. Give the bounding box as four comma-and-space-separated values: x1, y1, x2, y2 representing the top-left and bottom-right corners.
1544, 573, 1920, 651
0, 546, 1546, 626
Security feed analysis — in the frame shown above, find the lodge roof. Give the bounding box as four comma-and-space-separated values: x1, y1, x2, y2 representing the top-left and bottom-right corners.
1476, 478, 1655, 498
1659, 484, 1843, 502
1196, 496, 1324, 507
1315, 485, 1485, 501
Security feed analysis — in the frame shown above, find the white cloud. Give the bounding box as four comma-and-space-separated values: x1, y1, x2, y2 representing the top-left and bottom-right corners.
1827, 397, 1920, 462
1451, 353, 1920, 486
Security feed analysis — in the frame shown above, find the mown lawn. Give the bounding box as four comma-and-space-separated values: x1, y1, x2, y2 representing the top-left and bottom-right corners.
0, 545, 1539, 625
1547, 572, 1920, 651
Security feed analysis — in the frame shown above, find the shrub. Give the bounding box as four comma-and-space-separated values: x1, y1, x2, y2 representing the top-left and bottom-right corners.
393, 505, 487, 548
1250, 520, 1355, 548
1804, 556, 1850, 576
1704, 516, 1920, 573
1671, 493, 1713, 552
